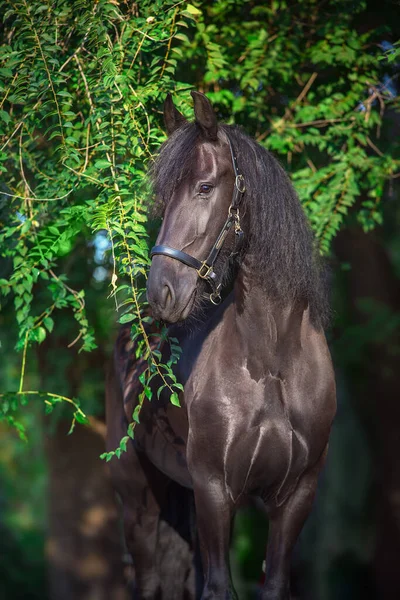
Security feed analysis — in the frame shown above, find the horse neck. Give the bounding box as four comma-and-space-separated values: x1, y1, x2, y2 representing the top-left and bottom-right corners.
233, 255, 309, 343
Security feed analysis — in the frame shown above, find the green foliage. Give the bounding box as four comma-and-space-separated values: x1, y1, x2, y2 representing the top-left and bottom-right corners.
0, 0, 190, 444
0, 0, 399, 448
175, 0, 399, 251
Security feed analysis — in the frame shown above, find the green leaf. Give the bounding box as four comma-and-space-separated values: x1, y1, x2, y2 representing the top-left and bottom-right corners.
37, 326, 46, 344
185, 4, 202, 16
119, 313, 135, 323
74, 411, 89, 425
94, 159, 111, 169
0, 110, 11, 123
133, 404, 141, 423
144, 386, 152, 400
21, 220, 31, 234
120, 436, 129, 452
100, 451, 115, 462
174, 33, 190, 43
43, 316, 54, 332
170, 392, 181, 407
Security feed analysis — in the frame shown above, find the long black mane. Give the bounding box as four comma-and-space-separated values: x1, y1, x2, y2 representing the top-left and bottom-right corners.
151, 123, 330, 328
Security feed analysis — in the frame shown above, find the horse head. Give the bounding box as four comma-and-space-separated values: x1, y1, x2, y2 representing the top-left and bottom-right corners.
147, 92, 244, 323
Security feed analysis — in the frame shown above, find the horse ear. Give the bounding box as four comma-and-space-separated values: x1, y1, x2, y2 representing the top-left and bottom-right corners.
163, 94, 188, 135
191, 91, 218, 141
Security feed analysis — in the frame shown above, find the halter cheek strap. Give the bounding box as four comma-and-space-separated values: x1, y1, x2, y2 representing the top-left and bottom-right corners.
150, 135, 245, 305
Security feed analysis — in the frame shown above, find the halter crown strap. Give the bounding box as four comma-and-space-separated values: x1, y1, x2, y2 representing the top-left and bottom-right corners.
227, 137, 246, 208
150, 133, 245, 304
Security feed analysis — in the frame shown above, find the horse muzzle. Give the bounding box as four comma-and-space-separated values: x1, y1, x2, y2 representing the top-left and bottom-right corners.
147, 255, 198, 323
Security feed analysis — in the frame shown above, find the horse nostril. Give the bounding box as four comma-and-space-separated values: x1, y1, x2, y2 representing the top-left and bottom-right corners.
164, 285, 171, 306
160, 283, 174, 309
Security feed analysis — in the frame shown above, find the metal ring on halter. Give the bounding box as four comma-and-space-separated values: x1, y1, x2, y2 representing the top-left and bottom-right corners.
210, 292, 221, 305
235, 174, 246, 194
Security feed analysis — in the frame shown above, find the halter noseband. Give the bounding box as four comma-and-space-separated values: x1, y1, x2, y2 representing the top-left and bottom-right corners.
150, 135, 245, 305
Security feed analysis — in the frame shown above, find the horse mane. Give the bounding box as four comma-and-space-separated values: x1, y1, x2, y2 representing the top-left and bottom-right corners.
150, 123, 330, 329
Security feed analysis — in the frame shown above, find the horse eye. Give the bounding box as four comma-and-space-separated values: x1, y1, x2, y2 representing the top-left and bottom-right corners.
199, 184, 213, 194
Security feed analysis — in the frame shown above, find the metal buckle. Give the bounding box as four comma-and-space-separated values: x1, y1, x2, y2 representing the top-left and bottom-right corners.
228, 205, 238, 218
197, 262, 212, 279
234, 210, 241, 232
229, 205, 242, 228
235, 174, 246, 194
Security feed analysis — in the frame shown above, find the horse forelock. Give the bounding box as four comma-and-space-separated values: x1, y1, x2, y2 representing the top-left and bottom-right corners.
149, 122, 330, 328
149, 123, 201, 216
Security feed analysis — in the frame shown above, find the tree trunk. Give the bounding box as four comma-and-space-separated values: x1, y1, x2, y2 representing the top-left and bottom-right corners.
46, 420, 129, 600
334, 228, 400, 599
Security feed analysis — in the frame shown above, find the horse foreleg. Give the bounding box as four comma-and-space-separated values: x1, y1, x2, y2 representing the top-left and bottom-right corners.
109, 445, 166, 600
192, 476, 237, 600
261, 446, 328, 600
106, 360, 168, 599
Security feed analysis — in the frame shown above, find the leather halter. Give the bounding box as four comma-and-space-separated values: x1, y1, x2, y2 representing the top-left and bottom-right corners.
150, 135, 245, 305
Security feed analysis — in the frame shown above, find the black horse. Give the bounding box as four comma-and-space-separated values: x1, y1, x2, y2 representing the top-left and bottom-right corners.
106, 91, 336, 599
